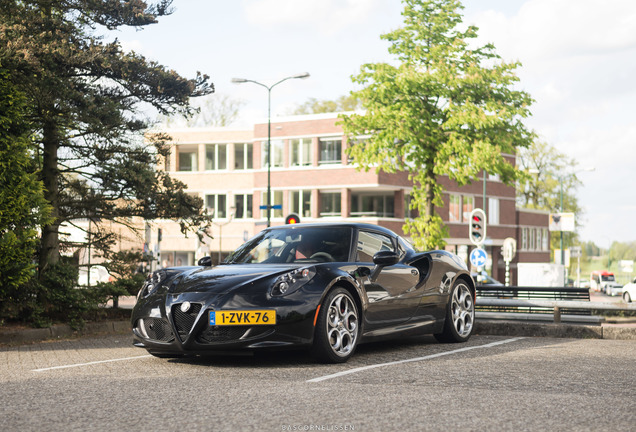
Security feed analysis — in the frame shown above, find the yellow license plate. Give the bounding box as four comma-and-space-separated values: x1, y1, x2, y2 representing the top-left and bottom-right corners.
209, 310, 276, 326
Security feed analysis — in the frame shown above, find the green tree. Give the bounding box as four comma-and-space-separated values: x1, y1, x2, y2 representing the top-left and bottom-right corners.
292, 95, 362, 115
0, 1, 213, 277
340, 0, 534, 249
517, 140, 584, 258
0, 64, 52, 314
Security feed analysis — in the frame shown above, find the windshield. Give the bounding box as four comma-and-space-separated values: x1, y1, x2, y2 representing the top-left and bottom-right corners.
225, 227, 353, 264
601, 275, 615, 282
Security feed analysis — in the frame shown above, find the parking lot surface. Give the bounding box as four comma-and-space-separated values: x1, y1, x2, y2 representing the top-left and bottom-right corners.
1, 334, 634, 431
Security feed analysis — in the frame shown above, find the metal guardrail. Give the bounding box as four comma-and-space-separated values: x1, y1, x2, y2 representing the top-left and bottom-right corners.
476, 298, 636, 323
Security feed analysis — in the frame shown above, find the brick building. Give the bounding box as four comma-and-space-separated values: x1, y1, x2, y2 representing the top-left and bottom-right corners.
150, 112, 549, 285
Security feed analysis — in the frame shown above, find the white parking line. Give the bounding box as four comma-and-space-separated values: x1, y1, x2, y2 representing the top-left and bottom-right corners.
32, 355, 153, 372
307, 337, 525, 383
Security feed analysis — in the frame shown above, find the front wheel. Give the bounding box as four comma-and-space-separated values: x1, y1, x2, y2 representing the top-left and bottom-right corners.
311, 287, 360, 363
435, 280, 475, 343
624, 292, 632, 303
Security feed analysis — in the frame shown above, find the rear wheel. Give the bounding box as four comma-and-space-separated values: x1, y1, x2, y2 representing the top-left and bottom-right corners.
311, 287, 360, 363
624, 292, 632, 303
435, 280, 475, 343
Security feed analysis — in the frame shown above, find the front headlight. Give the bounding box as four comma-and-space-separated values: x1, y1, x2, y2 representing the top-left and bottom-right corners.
137, 270, 167, 299
271, 267, 316, 296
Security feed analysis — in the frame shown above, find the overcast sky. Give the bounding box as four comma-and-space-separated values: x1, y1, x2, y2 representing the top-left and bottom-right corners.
113, 0, 636, 248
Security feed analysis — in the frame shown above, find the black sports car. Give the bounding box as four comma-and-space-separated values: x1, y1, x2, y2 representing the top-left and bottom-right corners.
132, 223, 476, 363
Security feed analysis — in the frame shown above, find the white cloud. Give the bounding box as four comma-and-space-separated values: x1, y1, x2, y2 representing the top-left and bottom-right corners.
472, 0, 636, 61
242, 0, 387, 35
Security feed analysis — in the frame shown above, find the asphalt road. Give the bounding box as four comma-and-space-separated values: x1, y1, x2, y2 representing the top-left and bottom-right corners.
1, 334, 634, 432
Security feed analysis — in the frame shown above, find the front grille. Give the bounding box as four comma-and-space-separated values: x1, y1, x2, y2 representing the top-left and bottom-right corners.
140, 318, 174, 342
172, 303, 202, 341
196, 325, 273, 344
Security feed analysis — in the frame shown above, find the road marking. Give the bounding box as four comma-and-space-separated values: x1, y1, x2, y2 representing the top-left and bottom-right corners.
32, 355, 153, 372
307, 337, 525, 383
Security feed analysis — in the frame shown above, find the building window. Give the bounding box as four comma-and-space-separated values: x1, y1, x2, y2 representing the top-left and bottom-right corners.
290, 139, 312, 167
260, 191, 283, 218
449, 194, 461, 222
488, 198, 500, 225
521, 227, 528, 250
319, 138, 341, 165
178, 147, 198, 171
351, 193, 395, 218
320, 192, 341, 217
530, 228, 536, 250
234, 143, 253, 170
542, 228, 549, 251
261, 140, 284, 168
205, 144, 228, 170
206, 194, 227, 219
234, 194, 253, 219
462, 196, 474, 222
290, 190, 312, 218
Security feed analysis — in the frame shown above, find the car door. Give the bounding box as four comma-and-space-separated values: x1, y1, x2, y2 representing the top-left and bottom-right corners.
356, 230, 420, 329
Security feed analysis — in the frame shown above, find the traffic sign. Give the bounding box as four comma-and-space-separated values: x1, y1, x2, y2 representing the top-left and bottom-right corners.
470, 247, 488, 268
503, 237, 517, 262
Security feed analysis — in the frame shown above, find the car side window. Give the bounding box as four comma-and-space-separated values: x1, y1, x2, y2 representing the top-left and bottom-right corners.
356, 231, 395, 263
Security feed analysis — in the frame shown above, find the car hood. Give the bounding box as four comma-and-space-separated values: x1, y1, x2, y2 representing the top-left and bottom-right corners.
168, 264, 295, 295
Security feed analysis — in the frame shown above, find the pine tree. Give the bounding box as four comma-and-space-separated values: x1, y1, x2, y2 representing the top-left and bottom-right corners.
0, 1, 214, 276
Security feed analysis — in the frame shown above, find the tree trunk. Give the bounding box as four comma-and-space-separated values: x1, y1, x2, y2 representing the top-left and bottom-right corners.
39, 121, 60, 277
424, 163, 436, 219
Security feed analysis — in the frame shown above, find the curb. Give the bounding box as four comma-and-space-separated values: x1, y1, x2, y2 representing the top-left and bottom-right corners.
476, 320, 636, 340
0, 320, 131, 346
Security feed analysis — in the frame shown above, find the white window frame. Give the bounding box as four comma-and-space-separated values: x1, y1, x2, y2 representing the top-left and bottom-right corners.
205, 143, 228, 171
290, 139, 312, 167
290, 190, 312, 218
261, 140, 284, 168
205, 194, 228, 219
234, 143, 253, 170
318, 137, 342, 165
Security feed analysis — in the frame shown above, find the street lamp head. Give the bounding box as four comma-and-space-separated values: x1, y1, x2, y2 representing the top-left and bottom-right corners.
292, 72, 310, 80
231, 78, 248, 83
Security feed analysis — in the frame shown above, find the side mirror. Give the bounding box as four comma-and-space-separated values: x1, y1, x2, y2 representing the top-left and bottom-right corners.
197, 256, 212, 267
369, 250, 399, 281
373, 250, 399, 267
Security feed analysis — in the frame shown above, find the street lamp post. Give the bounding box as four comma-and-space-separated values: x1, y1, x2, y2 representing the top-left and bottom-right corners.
231, 73, 310, 227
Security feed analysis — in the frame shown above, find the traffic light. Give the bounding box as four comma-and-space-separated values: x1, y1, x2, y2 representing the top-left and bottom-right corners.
469, 208, 486, 246
285, 213, 300, 224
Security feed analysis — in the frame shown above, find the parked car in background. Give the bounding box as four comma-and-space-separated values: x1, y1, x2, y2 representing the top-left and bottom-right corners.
472, 272, 514, 298
590, 270, 621, 295
622, 278, 636, 303
472, 272, 503, 287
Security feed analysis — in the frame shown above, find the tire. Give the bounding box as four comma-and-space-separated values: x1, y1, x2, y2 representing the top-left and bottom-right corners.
624, 292, 632, 303
435, 280, 475, 343
311, 287, 360, 363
